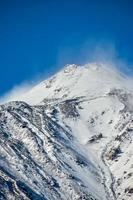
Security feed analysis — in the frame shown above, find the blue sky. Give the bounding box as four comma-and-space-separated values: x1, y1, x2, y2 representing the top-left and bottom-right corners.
0, 0, 133, 96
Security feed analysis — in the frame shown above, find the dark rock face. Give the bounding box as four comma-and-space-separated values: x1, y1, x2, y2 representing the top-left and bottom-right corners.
125, 187, 133, 194
88, 133, 103, 144
0, 101, 99, 200
58, 98, 81, 118
106, 146, 121, 161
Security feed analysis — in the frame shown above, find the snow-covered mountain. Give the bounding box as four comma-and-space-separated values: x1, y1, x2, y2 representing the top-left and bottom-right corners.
0, 63, 133, 200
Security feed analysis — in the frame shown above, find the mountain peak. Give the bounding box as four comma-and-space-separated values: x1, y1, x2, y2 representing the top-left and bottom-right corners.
2, 62, 127, 105
63, 64, 78, 73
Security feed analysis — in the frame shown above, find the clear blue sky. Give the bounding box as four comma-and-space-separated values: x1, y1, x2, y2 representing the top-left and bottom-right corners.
0, 0, 133, 95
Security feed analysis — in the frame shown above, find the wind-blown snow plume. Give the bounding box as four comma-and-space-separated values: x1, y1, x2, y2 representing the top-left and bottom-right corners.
0, 82, 34, 104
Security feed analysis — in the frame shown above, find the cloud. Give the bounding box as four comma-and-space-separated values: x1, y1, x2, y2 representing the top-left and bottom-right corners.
57, 39, 116, 64
57, 39, 133, 76
0, 81, 34, 104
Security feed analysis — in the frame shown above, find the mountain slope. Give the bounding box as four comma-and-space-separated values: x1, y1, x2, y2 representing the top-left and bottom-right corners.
14, 63, 126, 105
0, 63, 133, 200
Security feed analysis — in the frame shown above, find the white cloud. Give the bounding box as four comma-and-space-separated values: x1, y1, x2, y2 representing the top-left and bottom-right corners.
0, 82, 34, 104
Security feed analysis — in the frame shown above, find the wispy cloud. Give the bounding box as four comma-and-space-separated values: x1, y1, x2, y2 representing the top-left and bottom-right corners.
0, 81, 34, 104
57, 39, 133, 75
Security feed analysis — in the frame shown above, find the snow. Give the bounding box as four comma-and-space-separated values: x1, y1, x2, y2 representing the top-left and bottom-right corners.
4, 63, 126, 105
0, 63, 132, 199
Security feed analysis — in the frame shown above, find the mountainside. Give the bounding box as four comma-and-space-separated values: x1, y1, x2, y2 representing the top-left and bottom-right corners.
0, 63, 133, 200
